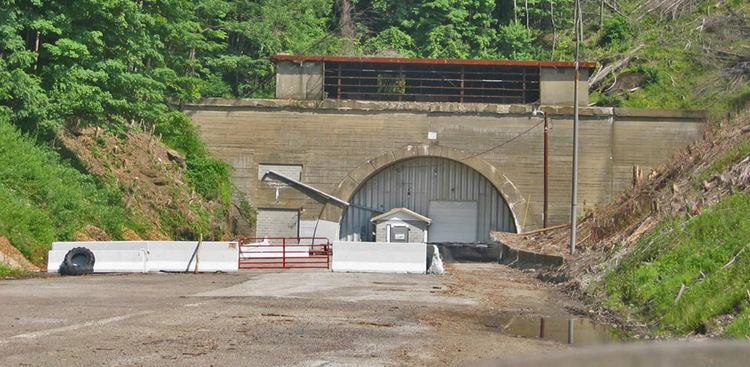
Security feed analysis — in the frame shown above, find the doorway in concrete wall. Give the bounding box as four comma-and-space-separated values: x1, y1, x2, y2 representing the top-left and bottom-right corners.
339, 157, 516, 242
256, 208, 299, 238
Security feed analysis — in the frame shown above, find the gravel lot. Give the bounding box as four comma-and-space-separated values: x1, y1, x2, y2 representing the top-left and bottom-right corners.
0, 263, 578, 366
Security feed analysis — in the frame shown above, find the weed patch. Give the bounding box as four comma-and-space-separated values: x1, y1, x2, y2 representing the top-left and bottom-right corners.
0, 264, 30, 278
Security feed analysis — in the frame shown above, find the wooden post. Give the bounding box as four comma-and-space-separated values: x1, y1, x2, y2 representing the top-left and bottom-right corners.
460, 65, 465, 103
543, 112, 549, 228
193, 234, 203, 274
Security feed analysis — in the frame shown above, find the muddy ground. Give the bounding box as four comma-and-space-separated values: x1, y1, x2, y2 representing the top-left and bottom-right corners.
0, 263, 584, 366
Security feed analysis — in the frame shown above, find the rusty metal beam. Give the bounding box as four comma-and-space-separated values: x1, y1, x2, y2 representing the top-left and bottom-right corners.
271, 54, 598, 69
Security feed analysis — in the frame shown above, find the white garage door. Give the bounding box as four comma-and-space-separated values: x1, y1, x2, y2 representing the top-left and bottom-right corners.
428, 201, 478, 243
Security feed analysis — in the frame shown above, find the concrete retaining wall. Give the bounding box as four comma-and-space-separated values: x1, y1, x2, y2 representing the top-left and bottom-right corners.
331, 241, 426, 273
435, 243, 503, 263
433, 242, 564, 268
497, 243, 564, 268
48, 241, 239, 273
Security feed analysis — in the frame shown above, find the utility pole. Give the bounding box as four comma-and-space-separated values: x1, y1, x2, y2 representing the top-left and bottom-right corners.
569, 0, 582, 255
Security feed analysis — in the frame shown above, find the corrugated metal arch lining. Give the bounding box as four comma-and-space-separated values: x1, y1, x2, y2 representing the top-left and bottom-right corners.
339, 157, 516, 242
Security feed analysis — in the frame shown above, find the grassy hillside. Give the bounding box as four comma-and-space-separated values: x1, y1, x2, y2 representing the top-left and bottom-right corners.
586, 0, 750, 115
605, 193, 750, 336
0, 117, 128, 264
585, 111, 750, 337
599, 111, 750, 336
0, 112, 235, 267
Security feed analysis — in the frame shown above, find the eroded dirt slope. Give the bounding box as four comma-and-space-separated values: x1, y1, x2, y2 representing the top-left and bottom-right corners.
58, 126, 228, 241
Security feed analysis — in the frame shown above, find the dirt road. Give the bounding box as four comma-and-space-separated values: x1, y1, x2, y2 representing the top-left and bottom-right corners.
0, 263, 581, 366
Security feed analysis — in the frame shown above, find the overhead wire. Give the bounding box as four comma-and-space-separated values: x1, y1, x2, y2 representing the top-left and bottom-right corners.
459, 119, 544, 161
350, 116, 545, 171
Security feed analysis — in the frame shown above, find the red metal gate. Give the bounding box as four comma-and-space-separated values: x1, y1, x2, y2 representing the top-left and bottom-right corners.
238, 237, 331, 269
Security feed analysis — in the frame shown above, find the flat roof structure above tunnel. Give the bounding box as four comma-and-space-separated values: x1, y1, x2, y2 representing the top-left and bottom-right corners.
271, 54, 596, 106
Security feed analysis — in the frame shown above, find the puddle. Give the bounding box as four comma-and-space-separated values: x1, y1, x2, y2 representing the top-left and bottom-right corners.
485, 316, 623, 346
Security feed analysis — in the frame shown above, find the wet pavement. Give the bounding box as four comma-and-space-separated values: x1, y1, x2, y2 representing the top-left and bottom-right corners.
485, 315, 622, 346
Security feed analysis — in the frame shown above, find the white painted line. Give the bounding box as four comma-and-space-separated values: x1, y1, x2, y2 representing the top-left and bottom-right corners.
0, 311, 153, 345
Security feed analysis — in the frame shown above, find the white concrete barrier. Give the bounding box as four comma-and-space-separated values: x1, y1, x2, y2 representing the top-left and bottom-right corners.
52, 241, 148, 252
146, 241, 238, 272
47, 249, 147, 273
331, 241, 426, 274
48, 241, 239, 273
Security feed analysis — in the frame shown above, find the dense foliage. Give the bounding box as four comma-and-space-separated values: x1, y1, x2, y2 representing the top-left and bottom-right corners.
2, 0, 747, 124
0, 0, 341, 118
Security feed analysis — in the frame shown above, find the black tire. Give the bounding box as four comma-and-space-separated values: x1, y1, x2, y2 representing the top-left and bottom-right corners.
59, 247, 95, 276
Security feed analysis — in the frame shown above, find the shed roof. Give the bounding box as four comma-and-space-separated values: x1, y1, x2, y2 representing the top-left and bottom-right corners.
371, 207, 431, 224
271, 54, 597, 69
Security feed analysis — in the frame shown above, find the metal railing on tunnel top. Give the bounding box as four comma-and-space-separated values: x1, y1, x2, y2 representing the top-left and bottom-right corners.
237, 237, 331, 269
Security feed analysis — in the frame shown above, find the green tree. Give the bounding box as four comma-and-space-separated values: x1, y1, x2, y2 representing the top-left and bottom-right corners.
362, 0, 498, 58
497, 21, 538, 60
363, 27, 417, 57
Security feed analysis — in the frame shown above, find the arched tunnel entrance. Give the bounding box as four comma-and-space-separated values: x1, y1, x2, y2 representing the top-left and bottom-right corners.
339, 157, 517, 242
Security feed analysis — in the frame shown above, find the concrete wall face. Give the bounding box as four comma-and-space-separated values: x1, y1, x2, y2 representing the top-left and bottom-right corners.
186, 99, 705, 235
540, 67, 590, 106
275, 61, 324, 100
256, 209, 299, 238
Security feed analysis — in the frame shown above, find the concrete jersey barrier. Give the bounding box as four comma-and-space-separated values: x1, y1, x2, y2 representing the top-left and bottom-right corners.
48, 241, 239, 273
331, 241, 426, 274
47, 249, 148, 273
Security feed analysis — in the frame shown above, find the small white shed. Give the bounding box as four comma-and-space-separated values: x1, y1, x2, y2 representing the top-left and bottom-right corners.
371, 208, 431, 243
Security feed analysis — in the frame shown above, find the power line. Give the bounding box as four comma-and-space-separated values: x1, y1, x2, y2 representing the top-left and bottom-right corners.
460, 119, 544, 161
360, 118, 545, 170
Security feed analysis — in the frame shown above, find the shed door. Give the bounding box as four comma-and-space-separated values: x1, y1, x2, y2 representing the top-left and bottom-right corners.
428, 201, 478, 243
390, 225, 409, 243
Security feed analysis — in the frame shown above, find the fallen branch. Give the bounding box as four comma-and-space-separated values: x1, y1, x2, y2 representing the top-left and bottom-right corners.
519, 223, 571, 236
721, 247, 746, 270
603, 0, 626, 17
589, 44, 645, 89
675, 283, 687, 303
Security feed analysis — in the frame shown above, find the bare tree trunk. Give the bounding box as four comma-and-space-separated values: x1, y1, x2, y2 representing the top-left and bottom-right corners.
337, 0, 355, 39
513, 0, 518, 23
188, 46, 195, 76
33, 31, 40, 71
551, 1, 557, 60
600, 0, 605, 28
336, 0, 357, 54
525, 0, 530, 29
